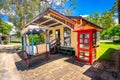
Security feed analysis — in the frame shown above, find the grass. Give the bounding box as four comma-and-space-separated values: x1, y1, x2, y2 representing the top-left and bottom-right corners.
96, 41, 120, 60
9, 42, 21, 45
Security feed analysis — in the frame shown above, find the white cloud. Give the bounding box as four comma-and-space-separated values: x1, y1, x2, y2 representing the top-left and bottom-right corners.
80, 14, 89, 18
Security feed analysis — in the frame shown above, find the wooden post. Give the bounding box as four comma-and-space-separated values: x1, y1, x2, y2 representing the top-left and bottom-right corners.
30, 31, 34, 55
45, 30, 50, 58
21, 36, 24, 50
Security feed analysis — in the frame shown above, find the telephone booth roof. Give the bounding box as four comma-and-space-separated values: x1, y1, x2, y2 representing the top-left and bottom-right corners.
73, 25, 101, 32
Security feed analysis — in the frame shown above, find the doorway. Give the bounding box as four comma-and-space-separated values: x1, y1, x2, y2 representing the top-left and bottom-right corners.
55, 29, 60, 40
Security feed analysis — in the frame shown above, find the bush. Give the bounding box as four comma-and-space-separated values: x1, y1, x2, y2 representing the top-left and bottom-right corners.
113, 40, 120, 43
3, 40, 8, 44
28, 34, 45, 45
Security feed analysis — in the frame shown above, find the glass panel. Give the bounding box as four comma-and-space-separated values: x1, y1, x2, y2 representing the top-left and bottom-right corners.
80, 39, 83, 43
96, 32, 100, 46
64, 27, 71, 46
93, 32, 96, 47
80, 39, 89, 44
80, 44, 89, 49
85, 34, 89, 38
93, 33, 95, 38
80, 56, 89, 61
80, 51, 89, 56
80, 34, 89, 38
80, 34, 83, 38
92, 50, 96, 58
84, 39, 89, 44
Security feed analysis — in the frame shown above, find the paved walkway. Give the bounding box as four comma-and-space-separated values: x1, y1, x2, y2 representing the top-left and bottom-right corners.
0, 45, 120, 80
0, 52, 22, 80
14, 51, 120, 80
14, 53, 92, 80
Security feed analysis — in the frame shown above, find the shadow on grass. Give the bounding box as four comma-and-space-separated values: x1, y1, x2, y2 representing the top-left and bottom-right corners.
98, 48, 115, 61
104, 42, 120, 45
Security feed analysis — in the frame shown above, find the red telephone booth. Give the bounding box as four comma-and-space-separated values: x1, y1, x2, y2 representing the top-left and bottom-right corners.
76, 29, 97, 64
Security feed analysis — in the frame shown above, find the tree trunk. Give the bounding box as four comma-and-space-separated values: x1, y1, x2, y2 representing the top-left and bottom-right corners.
118, 0, 120, 24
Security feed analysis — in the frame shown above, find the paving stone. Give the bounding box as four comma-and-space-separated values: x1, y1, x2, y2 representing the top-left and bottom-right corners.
12, 51, 120, 80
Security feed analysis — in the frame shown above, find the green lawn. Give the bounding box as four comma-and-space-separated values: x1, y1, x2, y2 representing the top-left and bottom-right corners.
96, 41, 120, 60
9, 42, 21, 45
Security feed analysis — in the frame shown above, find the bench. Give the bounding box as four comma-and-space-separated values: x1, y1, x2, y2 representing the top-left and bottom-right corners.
58, 46, 74, 55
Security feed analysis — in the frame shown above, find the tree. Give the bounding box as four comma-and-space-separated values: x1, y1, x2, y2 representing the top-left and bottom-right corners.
0, 19, 13, 35
87, 12, 101, 26
87, 1, 117, 39
28, 34, 45, 45
108, 24, 120, 40
1, 0, 77, 38
101, 11, 115, 29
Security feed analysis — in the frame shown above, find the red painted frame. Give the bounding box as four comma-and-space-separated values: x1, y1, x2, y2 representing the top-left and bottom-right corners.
77, 29, 96, 64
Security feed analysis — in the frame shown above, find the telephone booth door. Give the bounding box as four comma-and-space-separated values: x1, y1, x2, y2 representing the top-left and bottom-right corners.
77, 29, 96, 64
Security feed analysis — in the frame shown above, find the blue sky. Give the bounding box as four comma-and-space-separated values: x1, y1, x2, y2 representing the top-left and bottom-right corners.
72, 0, 116, 16
1, 0, 116, 21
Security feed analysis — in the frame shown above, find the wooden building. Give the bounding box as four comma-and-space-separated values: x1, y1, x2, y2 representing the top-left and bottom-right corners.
21, 8, 102, 65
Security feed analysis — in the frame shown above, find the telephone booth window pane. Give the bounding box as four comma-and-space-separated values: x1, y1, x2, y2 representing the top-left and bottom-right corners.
92, 50, 96, 54
80, 34, 83, 38
80, 44, 89, 49
80, 56, 89, 61
84, 39, 89, 44
93, 33, 95, 38
85, 34, 89, 38
96, 32, 100, 46
92, 50, 96, 58
80, 51, 89, 56
80, 39, 83, 43
80, 34, 89, 38
93, 39, 95, 42
80, 39, 89, 44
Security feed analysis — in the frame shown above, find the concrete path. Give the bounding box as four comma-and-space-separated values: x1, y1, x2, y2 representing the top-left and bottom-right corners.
0, 44, 120, 80
0, 52, 23, 80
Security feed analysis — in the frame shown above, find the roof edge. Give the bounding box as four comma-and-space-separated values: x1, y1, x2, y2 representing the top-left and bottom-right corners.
66, 16, 103, 30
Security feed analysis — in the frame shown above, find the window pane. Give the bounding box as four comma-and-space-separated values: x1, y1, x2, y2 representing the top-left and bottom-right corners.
80, 34, 89, 38
80, 44, 89, 49
64, 27, 71, 46
80, 51, 89, 56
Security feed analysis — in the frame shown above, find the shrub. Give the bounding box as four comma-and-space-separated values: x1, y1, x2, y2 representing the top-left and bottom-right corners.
3, 40, 8, 44
113, 40, 120, 43
28, 34, 45, 45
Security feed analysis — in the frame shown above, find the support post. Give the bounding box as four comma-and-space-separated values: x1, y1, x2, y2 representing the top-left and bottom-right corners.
30, 32, 34, 55
45, 30, 50, 58
21, 36, 24, 50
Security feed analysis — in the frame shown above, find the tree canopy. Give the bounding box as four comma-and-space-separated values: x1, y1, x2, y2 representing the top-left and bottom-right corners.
86, 1, 117, 39
0, 19, 13, 35
108, 24, 120, 38
1, 0, 77, 37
